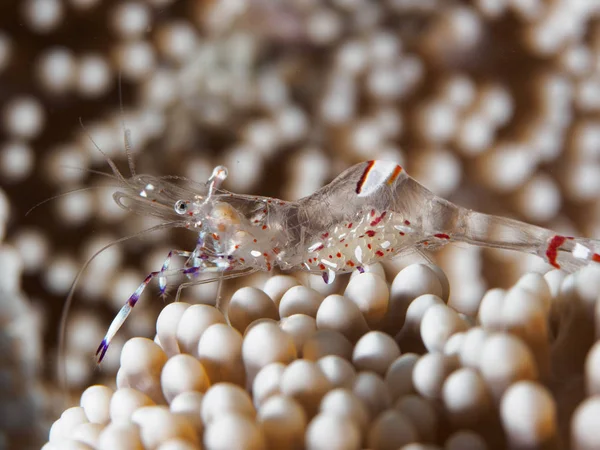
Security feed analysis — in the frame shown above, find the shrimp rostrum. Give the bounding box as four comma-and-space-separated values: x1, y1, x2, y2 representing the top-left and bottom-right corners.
91, 159, 600, 362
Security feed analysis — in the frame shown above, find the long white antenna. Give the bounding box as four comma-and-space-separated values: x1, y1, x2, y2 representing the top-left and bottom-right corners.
118, 71, 137, 177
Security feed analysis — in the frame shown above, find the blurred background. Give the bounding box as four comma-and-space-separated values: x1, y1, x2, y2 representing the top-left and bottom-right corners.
1, 0, 600, 448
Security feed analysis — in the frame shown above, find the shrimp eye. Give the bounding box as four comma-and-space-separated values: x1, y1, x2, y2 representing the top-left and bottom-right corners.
174, 200, 188, 215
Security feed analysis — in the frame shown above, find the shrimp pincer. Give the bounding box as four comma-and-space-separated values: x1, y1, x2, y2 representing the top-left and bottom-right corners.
89, 159, 600, 363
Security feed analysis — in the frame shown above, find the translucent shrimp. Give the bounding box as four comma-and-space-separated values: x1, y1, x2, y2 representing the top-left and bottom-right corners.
87, 159, 600, 363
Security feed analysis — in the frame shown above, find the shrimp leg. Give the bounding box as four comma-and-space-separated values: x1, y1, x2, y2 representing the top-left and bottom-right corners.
173, 268, 259, 304
156, 250, 193, 295
95, 264, 232, 363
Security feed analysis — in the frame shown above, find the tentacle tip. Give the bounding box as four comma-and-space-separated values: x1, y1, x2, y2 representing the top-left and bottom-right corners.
95, 339, 109, 364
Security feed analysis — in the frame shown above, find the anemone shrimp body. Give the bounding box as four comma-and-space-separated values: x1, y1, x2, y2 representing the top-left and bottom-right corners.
184, 160, 600, 283
92, 159, 600, 363
112, 162, 423, 286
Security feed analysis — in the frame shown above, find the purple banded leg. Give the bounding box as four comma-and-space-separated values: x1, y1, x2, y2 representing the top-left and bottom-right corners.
95, 271, 157, 363
156, 250, 192, 295
96, 264, 189, 364
321, 269, 336, 285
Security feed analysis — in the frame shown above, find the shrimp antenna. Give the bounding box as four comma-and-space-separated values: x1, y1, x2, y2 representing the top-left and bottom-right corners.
118, 71, 137, 178
57, 220, 181, 407
25, 185, 111, 217
56, 164, 123, 182
78, 117, 130, 186
25, 163, 123, 217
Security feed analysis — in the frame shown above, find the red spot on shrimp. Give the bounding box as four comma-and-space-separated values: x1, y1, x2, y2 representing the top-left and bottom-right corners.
367, 244, 372, 250
262, 225, 268, 230
322, 232, 329, 238
370, 209, 376, 217
399, 231, 405, 236
328, 255, 333, 259
434, 233, 450, 239
347, 261, 355, 267
404, 220, 411, 225
319, 263, 326, 270
336, 252, 342, 258
593, 253, 600, 263
546, 235, 567, 269
263, 209, 267, 213
356, 160, 375, 194
370, 211, 387, 226
347, 223, 353, 228
253, 239, 257, 243
423, 241, 428, 246
272, 247, 280, 254
212, 233, 220, 241
376, 250, 384, 257
316, 244, 325, 251
387, 165, 403, 185
366, 230, 376, 237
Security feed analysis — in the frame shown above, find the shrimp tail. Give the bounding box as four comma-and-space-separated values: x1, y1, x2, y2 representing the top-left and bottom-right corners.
401, 172, 600, 272
453, 209, 600, 272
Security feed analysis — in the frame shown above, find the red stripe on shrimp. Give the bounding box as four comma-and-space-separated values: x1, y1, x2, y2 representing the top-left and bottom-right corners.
546, 235, 567, 269
356, 160, 376, 194
387, 165, 403, 185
